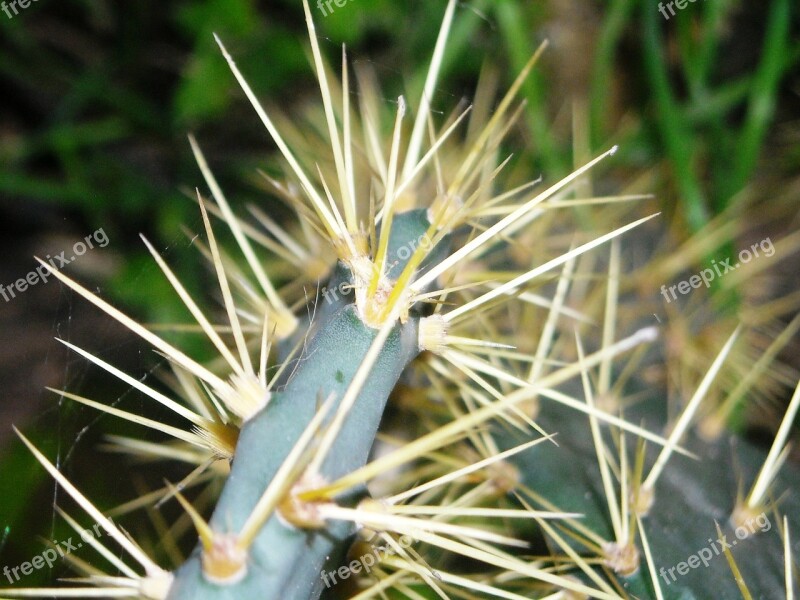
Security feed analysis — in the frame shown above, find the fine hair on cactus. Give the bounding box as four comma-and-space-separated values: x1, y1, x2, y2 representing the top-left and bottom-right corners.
2, 1, 798, 599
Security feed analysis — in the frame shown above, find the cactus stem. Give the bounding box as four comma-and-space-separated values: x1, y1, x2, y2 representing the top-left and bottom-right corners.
237, 393, 336, 546
306, 312, 401, 474
9, 0, 798, 595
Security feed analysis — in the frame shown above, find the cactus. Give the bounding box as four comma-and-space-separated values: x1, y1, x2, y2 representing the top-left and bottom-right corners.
3, 1, 797, 599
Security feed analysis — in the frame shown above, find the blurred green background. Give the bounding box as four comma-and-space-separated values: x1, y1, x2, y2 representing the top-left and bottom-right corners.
0, 0, 797, 588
